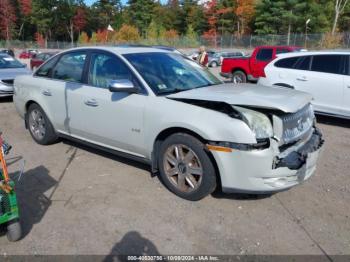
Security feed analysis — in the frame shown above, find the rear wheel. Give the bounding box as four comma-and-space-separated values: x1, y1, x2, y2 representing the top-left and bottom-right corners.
232, 70, 247, 84
210, 61, 218, 67
27, 103, 58, 145
158, 133, 217, 201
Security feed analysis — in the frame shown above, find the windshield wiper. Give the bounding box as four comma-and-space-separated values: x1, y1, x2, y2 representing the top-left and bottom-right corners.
158, 88, 187, 95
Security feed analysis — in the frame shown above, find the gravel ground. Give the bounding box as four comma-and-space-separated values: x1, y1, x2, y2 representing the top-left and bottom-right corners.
0, 68, 349, 257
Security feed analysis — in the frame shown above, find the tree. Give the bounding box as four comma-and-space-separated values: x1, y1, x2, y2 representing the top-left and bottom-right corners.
185, 24, 199, 46
202, 0, 218, 47
332, 0, 349, 34
126, 0, 155, 36
78, 31, 89, 44
116, 24, 140, 42
91, 0, 122, 30
234, 0, 255, 36
31, 0, 54, 44
0, 0, 17, 40
73, 7, 87, 34
17, 0, 32, 40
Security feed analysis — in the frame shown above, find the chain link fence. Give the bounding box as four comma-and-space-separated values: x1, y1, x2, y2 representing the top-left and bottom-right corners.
1, 32, 350, 51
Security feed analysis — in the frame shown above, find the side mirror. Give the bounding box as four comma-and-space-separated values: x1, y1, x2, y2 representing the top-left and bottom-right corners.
108, 79, 138, 93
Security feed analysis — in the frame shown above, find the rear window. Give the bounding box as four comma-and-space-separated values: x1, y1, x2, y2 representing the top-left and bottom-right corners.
275, 57, 299, 69
35, 56, 59, 78
256, 49, 273, 61
294, 56, 311, 70
276, 49, 290, 55
311, 55, 343, 74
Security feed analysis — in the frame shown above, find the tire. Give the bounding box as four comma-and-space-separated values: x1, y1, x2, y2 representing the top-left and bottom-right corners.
6, 220, 21, 242
158, 133, 217, 201
232, 70, 247, 84
210, 61, 218, 67
26, 103, 58, 145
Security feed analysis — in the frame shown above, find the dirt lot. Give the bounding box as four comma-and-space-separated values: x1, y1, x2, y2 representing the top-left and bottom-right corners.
0, 70, 349, 257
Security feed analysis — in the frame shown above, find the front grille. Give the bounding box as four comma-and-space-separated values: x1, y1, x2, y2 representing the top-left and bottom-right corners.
280, 104, 314, 144
0, 90, 13, 95
1, 79, 14, 86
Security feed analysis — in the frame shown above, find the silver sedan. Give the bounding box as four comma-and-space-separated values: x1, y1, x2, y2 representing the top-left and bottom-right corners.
13, 47, 324, 200
0, 54, 31, 97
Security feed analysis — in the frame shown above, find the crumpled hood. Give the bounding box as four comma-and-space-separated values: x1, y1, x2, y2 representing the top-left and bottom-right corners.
167, 83, 313, 113
0, 68, 31, 80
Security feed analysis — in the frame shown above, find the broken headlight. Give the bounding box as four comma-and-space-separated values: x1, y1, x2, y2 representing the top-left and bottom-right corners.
233, 106, 273, 139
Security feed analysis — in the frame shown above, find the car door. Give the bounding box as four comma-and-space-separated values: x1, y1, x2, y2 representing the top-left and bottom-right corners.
293, 55, 345, 115
67, 51, 147, 157
32, 51, 87, 133
251, 48, 274, 78
343, 55, 350, 116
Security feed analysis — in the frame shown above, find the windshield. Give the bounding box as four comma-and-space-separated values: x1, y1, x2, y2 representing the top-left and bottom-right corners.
124, 52, 222, 95
0, 55, 24, 69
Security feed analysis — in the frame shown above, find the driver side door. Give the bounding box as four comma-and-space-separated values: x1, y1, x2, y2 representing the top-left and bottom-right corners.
67, 51, 148, 157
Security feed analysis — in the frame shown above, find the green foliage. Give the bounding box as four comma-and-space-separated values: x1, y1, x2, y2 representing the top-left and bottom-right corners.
126, 0, 155, 37
1, 0, 349, 44
254, 0, 334, 35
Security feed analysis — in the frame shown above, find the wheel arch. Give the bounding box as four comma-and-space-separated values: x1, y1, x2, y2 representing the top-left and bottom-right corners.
231, 67, 247, 75
151, 127, 221, 188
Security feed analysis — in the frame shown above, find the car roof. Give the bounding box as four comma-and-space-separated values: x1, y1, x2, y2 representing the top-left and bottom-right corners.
62, 46, 171, 55
257, 45, 301, 49
275, 50, 350, 59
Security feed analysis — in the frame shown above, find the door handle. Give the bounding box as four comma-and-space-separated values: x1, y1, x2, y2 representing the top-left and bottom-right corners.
84, 99, 99, 107
296, 77, 308, 82
42, 89, 52, 96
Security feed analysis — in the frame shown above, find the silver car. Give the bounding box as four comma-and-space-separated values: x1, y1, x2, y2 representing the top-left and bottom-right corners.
0, 54, 31, 97
13, 47, 324, 200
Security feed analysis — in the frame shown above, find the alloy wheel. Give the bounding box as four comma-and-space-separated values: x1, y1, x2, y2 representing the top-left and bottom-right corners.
28, 109, 46, 140
163, 144, 203, 193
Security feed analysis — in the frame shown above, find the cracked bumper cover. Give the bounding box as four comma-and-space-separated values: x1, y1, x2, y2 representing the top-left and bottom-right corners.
211, 129, 324, 193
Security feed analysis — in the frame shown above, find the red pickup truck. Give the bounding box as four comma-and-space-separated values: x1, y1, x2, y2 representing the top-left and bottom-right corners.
220, 46, 303, 83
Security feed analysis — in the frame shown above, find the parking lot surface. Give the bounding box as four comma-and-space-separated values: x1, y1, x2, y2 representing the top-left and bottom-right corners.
0, 69, 349, 256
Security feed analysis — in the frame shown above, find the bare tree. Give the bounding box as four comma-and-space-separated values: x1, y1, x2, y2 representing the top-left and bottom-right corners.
332, 0, 349, 35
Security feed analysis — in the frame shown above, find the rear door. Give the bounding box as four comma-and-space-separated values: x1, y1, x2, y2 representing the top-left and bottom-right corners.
32, 52, 87, 133
251, 48, 273, 78
294, 54, 345, 115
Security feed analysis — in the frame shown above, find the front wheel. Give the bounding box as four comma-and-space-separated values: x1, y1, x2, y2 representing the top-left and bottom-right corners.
158, 133, 217, 201
232, 70, 247, 84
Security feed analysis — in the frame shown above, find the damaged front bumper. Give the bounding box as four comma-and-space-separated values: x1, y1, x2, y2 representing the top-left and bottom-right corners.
210, 128, 324, 193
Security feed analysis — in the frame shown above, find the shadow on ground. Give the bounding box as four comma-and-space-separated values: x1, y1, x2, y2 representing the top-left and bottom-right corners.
103, 231, 161, 262
316, 115, 350, 128
61, 138, 151, 173
211, 188, 273, 200
10, 165, 57, 240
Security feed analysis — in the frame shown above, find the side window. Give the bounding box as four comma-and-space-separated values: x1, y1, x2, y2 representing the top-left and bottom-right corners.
294, 56, 311, 70
256, 49, 273, 61
35, 56, 60, 78
52, 52, 87, 82
88, 53, 134, 89
311, 55, 343, 74
276, 49, 290, 55
275, 57, 299, 69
